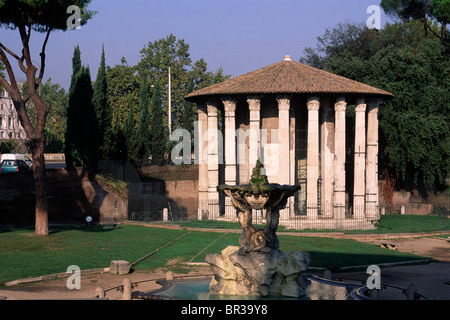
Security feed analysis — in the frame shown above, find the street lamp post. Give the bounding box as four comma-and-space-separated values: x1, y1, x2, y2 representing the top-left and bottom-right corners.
168, 67, 172, 143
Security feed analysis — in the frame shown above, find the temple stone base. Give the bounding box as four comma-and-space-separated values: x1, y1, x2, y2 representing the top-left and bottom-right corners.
205, 246, 311, 298
278, 217, 378, 231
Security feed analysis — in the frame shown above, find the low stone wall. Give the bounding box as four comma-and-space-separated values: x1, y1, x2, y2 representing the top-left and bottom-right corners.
0, 168, 127, 227
0, 153, 65, 162
392, 191, 434, 215
128, 165, 199, 220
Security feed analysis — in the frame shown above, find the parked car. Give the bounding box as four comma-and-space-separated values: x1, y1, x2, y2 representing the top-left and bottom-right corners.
0, 154, 33, 169
0, 159, 31, 174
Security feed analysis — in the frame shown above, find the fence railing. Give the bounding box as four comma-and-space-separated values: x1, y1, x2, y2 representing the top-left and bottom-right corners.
128, 196, 386, 231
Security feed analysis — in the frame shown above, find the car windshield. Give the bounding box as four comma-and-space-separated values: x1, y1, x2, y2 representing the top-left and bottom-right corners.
1, 160, 17, 166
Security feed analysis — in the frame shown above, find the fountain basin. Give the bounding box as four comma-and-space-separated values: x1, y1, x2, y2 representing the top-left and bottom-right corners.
146, 275, 361, 300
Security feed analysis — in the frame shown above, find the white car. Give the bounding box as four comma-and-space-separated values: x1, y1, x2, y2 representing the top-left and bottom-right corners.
0, 153, 33, 169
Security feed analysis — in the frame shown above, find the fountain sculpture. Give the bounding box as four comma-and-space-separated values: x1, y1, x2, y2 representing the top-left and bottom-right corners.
205, 161, 311, 298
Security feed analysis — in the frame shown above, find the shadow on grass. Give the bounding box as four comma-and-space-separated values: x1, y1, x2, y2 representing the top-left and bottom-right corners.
305, 251, 432, 272
0, 224, 122, 235
48, 225, 121, 234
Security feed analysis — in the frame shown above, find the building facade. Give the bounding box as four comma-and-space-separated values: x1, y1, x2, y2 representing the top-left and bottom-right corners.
185, 56, 394, 230
0, 85, 27, 144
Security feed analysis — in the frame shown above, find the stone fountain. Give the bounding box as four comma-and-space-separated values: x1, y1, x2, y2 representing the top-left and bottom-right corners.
205, 161, 311, 298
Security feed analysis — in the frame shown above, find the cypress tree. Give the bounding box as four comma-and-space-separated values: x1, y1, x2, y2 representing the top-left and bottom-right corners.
76, 66, 98, 169
181, 77, 196, 159
92, 45, 113, 159
136, 77, 151, 163
66, 61, 99, 169
64, 45, 82, 169
182, 77, 195, 134
150, 83, 166, 165
110, 110, 126, 162
123, 101, 137, 163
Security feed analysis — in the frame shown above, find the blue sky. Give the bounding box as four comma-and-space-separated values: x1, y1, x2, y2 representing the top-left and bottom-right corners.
1, 0, 392, 90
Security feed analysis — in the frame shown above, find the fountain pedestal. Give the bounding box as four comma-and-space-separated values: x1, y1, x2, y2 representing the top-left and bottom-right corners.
205, 246, 310, 298
205, 161, 312, 298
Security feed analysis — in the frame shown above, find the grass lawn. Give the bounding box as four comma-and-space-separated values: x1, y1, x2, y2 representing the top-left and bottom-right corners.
373, 214, 450, 233
0, 224, 429, 286
179, 214, 450, 234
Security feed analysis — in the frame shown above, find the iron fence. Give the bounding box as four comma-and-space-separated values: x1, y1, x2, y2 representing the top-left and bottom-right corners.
196, 200, 381, 231
127, 192, 449, 232
128, 195, 385, 231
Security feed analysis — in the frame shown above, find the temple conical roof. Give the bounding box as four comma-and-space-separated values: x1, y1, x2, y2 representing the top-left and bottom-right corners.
185, 56, 394, 101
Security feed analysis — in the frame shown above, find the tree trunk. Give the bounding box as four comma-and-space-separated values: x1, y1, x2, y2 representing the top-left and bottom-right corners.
31, 136, 48, 236
442, 23, 447, 41
1, 23, 53, 236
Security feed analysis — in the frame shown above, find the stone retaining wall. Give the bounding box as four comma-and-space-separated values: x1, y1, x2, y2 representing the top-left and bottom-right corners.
0, 168, 127, 226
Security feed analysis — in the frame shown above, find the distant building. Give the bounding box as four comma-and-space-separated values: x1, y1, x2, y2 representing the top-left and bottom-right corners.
0, 84, 27, 144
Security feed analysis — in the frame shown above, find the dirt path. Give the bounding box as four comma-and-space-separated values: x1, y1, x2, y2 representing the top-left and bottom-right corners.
360, 236, 450, 262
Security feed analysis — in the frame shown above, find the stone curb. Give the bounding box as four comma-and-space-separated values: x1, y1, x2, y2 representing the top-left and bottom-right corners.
337, 259, 435, 271
3, 267, 110, 287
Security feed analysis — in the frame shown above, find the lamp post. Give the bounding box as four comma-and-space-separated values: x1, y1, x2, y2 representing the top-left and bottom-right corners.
168, 67, 172, 143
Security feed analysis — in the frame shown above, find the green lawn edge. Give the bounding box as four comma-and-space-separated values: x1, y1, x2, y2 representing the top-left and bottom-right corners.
0, 224, 432, 286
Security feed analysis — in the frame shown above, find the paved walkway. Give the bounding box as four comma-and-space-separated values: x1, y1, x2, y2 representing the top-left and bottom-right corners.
334, 236, 450, 300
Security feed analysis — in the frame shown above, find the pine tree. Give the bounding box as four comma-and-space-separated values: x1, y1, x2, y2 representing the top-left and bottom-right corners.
150, 83, 166, 165
0, 0, 95, 236
92, 44, 113, 159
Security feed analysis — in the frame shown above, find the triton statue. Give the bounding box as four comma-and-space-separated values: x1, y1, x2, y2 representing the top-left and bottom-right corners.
207, 161, 310, 298
218, 160, 300, 254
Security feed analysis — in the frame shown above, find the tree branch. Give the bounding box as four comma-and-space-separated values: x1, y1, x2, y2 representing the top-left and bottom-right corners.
426, 23, 443, 40
22, 93, 32, 104
0, 42, 28, 74
0, 75, 12, 94
0, 47, 21, 95
396, 10, 419, 37
36, 27, 52, 86
18, 24, 37, 96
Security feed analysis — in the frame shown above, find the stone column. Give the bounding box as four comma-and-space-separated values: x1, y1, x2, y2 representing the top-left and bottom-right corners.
223, 97, 238, 220
290, 102, 296, 217
207, 101, 220, 220
320, 98, 335, 217
307, 97, 320, 220
247, 96, 261, 176
366, 99, 380, 218
277, 95, 291, 185
277, 95, 291, 220
334, 97, 347, 220
353, 99, 367, 219
197, 105, 209, 216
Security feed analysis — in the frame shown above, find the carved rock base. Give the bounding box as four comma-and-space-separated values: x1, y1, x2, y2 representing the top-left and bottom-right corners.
205, 246, 311, 298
